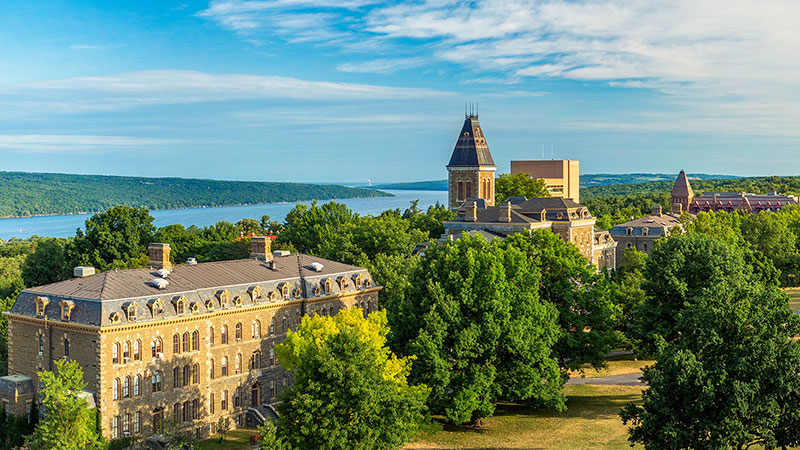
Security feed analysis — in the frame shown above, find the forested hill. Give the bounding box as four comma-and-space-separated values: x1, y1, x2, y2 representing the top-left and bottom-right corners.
0, 171, 390, 218
582, 175, 800, 200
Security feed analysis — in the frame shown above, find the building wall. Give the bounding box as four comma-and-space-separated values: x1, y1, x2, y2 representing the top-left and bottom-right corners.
510, 160, 580, 203
8, 290, 379, 441
613, 236, 658, 262
593, 243, 617, 271
448, 167, 496, 209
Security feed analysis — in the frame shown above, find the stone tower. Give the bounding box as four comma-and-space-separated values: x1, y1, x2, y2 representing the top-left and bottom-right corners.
671, 170, 694, 213
446, 113, 497, 209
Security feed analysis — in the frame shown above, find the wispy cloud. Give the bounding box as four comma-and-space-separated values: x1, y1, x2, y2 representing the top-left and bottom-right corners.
0, 134, 187, 153
69, 44, 107, 50
336, 57, 426, 74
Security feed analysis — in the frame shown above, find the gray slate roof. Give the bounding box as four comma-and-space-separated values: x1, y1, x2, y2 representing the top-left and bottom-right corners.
610, 214, 681, 237
447, 116, 496, 167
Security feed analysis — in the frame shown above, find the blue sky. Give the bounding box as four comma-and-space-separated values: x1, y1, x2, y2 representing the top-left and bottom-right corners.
1, 0, 799, 183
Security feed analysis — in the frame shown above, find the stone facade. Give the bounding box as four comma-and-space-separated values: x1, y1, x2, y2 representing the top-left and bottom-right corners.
3, 240, 380, 441
610, 205, 682, 263
671, 170, 798, 214
446, 114, 496, 209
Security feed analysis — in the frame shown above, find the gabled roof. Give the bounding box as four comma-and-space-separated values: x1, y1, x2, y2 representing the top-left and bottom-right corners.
672, 170, 694, 197
516, 197, 583, 211
447, 115, 496, 167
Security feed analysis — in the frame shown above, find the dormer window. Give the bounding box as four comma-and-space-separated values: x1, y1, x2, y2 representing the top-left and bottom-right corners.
293, 287, 303, 299
313, 286, 321, 297
126, 302, 139, 322
642, 227, 649, 236
190, 302, 200, 314
337, 277, 348, 292
322, 279, 332, 295
364, 279, 372, 288
59, 300, 75, 321
234, 296, 243, 307
267, 291, 278, 302
34, 297, 50, 317
353, 273, 364, 289
173, 296, 188, 315
280, 282, 291, 299
626, 227, 633, 236
205, 299, 215, 311
216, 290, 231, 309
148, 298, 164, 318
110, 312, 121, 325
248, 286, 263, 303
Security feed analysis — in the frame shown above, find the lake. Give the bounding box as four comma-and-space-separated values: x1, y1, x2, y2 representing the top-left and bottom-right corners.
0, 190, 448, 240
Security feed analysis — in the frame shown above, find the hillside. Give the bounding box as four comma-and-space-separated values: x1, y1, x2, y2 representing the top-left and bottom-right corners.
0, 172, 391, 218
369, 173, 738, 191
581, 175, 800, 200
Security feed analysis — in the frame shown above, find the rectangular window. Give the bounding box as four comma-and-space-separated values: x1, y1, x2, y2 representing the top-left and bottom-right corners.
111, 416, 119, 439
123, 414, 129, 435
466, 182, 472, 199
457, 182, 464, 201
133, 412, 140, 434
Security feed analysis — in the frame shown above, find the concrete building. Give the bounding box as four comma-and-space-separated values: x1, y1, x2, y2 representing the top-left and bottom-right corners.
510, 160, 580, 203
671, 170, 798, 214
610, 205, 682, 263
1, 238, 380, 441
447, 114, 496, 209
443, 197, 617, 270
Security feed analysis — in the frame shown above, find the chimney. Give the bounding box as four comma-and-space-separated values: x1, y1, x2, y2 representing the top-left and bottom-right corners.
465, 201, 478, 222
148, 243, 172, 270
250, 236, 273, 260
651, 204, 663, 217
499, 201, 512, 222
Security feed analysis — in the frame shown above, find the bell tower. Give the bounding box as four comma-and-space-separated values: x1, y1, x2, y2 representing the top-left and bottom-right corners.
446, 110, 497, 209
671, 170, 694, 213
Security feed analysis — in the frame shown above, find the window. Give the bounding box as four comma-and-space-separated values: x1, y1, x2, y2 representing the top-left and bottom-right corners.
183, 400, 190, 422
152, 371, 163, 392
235, 323, 242, 341
123, 377, 130, 398
38, 334, 44, 355
192, 399, 198, 420
173, 403, 181, 424
192, 364, 199, 384
251, 351, 261, 370
210, 393, 215, 414
133, 412, 140, 434
252, 320, 260, 339
270, 379, 275, 398
176, 299, 185, 315
280, 283, 290, 299
210, 359, 215, 380
174, 367, 181, 388
221, 356, 228, 376
182, 332, 190, 352
235, 354, 242, 374
133, 340, 141, 361
234, 387, 241, 408
112, 343, 119, 364
111, 416, 119, 439
221, 325, 228, 344
59, 300, 74, 321
643, 243, 648, 252
150, 299, 164, 317
173, 334, 180, 354
127, 303, 137, 322
113, 378, 120, 400
269, 318, 275, 335
210, 327, 215, 346
134, 375, 140, 396
35, 297, 49, 317
221, 390, 228, 410
152, 407, 164, 432
192, 331, 199, 351
123, 341, 130, 360
282, 316, 287, 334
64, 339, 69, 358
183, 365, 190, 387
322, 279, 332, 295
123, 413, 129, 436
269, 346, 275, 366
152, 338, 163, 357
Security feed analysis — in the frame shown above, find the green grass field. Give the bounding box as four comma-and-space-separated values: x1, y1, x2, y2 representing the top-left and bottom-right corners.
195, 429, 259, 450
786, 288, 800, 313
406, 385, 644, 450
569, 354, 653, 379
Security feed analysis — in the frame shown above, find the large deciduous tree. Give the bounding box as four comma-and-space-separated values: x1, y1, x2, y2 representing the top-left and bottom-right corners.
621, 233, 800, 449
495, 173, 550, 202
388, 234, 564, 424
274, 308, 428, 450
72, 205, 155, 270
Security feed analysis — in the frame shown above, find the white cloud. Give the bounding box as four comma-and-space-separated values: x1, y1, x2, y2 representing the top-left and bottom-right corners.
0, 135, 186, 152
336, 57, 426, 73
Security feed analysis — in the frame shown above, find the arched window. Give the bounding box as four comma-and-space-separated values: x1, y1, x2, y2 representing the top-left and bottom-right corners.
269, 346, 275, 366
123, 341, 130, 360
192, 399, 198, 420
183, 365, 191, 386
235, 323, 242, 341
173, 334, 180, 353
113, 378, 120, 400
270, 379, 275, 398
191, 331, 199, 351
643, 243, 648, 252
123, 376, 130, 398
152, 337, 163, 357
221, 356, 228, 376
282, 316, 287, 334
112, 343, 119, 364
210, 327, 215, 346
221, 325, 228, 344
235, 354, 242, 374
192, 363, 199, 384
251, 351, 261, 370
221, 390, 228, 410
64, 339, 69, 358
152, 371, 163, 392
252, 320, 260, 339
176, 299, 185, 315
210, 358, 215, 379
133, 340, 141, 361
182, 332, 190, 352
269, 317, 275, 335
210, 393, 215, 414
234, 387, 241, 408
152, 407, 164, 432
173, 403, 180, 424
173, 367, 181, 388
134, 374, 140, 396
38, 334, 44, 354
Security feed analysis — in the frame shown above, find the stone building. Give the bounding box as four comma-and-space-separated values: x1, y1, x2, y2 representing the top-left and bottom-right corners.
610, 205, 682, 263
1, 238, 380, 441
510, 160, 581, 203
671, 170, 798, 214
447, 113, 496, 209
443, 197, 617, 270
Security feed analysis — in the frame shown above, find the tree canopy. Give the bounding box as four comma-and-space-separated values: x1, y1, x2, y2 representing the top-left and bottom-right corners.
495, 173, 550, 202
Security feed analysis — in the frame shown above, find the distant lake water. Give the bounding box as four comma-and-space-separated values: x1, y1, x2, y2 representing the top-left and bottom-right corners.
0, 190, 448, 240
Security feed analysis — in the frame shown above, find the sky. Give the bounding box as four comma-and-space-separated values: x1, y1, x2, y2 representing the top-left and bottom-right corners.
1, 0, 799, 183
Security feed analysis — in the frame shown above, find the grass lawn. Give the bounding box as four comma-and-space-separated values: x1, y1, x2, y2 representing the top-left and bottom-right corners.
406, 385, 644, 450
785, 287, 800, 312
568, 354, 654, 379
195, 429, 259, 450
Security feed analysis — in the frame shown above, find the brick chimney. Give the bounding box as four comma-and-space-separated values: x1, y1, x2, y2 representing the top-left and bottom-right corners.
148, 243, 172, 270
464, 201, 478, 222
651, 204, 663, 217
250, 236, 273, 260
499, 201, 512, 222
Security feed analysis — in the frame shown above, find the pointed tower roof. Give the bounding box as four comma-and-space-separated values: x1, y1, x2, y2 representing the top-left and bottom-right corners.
447, 115, 496, 168
672, 170, 694, 197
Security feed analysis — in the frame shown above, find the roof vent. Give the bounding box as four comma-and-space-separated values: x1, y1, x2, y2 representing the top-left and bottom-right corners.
310, 262, 324, 272
73, 266, 95, 278
156, 268, 170, 278
274, 250, 291, 257
186, 257, 198, 266
151, 278, 169, 289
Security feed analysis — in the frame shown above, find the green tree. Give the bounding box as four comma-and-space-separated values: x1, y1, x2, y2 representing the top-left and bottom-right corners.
72, 206, 155, 271
153, 224, 201, 264
503, 231, 621, 372
387, 234, 564, 424
260, 215, 284, 235
235, 218, 266, 236
611, 247, 648, 352
495, 173, 550, 202
216, 416, 231, 443
21, 237, 71, 287
274, 308, 428, 450
402, 201, 455, 239
621, 233, 800, 449
27, 359, 105, 450
258, 421, 288, 450
278, 201, 358, 256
